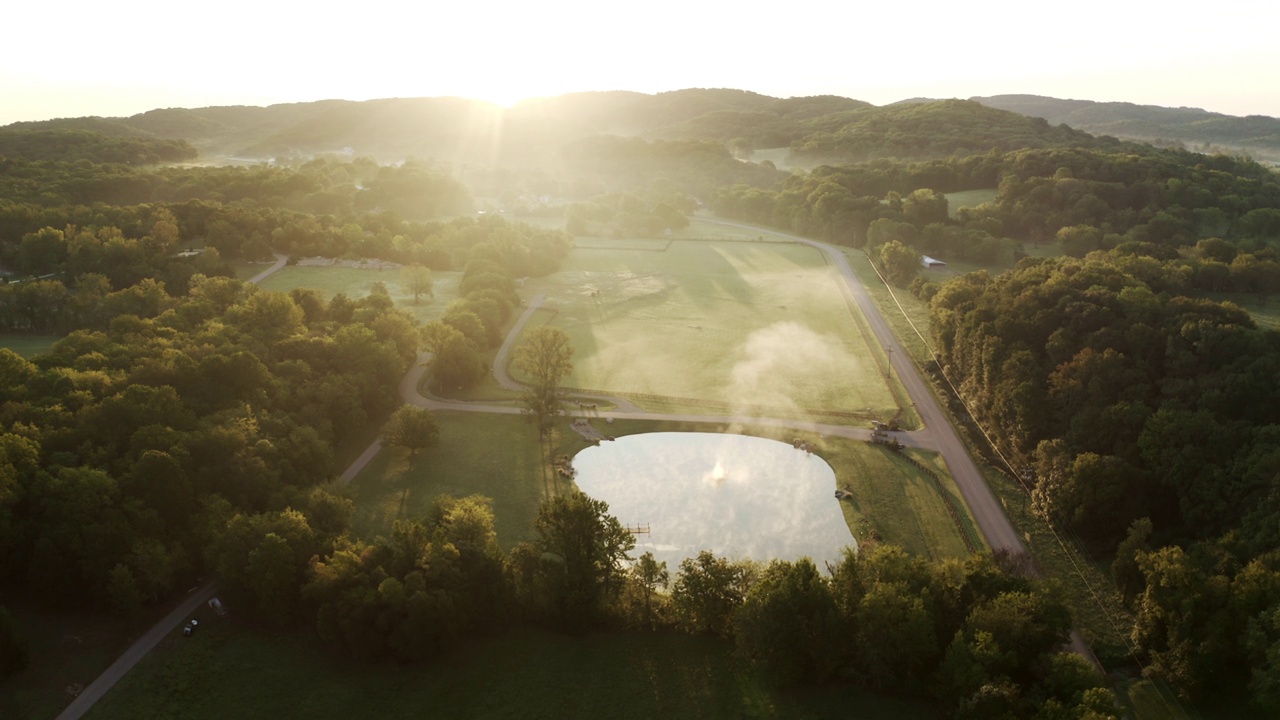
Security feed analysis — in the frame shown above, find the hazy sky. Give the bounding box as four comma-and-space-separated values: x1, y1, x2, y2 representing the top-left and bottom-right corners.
4, 0, 1278, 126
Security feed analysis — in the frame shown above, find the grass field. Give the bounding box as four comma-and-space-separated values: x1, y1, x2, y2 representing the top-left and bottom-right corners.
943, 189, 998, 218
1202, 291, 1280, 331
0, 333, 58, 357
256, 265, 462, 324
0, 599, 164, 720
233, 260, 274, 280
85, 620, 941, 720
350, 413, 978, 562
348, 411, 557, 548
511, 239, 899, 419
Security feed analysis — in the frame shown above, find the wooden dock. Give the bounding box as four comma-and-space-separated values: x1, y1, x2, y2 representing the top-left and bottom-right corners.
623, 523, 651, 535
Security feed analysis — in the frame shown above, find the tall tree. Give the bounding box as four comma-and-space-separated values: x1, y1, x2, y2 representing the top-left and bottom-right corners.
380, 405, 439, 456
671, 551, 749, 637
632, 551, 669, 627
401, 264, 433, 304
533, 491, 634, 628
513, 326, 573, 431
734, 558, 842, 686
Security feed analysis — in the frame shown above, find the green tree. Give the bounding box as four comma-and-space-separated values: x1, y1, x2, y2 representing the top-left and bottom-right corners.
401, 264, 433, 304
106, 564, 143, 617
533, 491, 634, 628
513, 326, 574, 431
671, 551, 748, 637
902, 188, 949, 226
632, 551, 669, 627
852, 580, 939, 692
878, 239, 921, 286
734, 558, 842, 686
380, 405, 439, 456
0, 605, 27, 677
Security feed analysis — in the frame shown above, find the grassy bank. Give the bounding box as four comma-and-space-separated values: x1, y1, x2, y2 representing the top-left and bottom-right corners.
350, 413, 977, 561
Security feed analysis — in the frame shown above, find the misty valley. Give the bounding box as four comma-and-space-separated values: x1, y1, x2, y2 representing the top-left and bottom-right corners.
2, 88, 1280, 720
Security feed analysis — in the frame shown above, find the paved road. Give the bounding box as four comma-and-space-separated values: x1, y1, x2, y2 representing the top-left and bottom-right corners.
55, 582, 217, 720
704, 221, 1105, 668
245, 253, 289, 285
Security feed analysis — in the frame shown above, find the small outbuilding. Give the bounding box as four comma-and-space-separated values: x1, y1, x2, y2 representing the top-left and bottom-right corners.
921, 255, 947, 269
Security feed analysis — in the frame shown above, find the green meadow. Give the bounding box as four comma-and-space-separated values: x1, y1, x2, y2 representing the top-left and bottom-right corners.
0, 334, 58, 357
85, 621, 941, 720
942, 188, 998, 217
513, 239, 899, 419
256, 265, 462, 324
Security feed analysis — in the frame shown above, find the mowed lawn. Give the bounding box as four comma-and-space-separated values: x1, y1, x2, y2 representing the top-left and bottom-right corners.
85, 620, 941, 720
256, 265, 461, 324
514, 240, 897, 417
347, 411, 568, 548
350, 414, 978, 562
0, 333, 58, 357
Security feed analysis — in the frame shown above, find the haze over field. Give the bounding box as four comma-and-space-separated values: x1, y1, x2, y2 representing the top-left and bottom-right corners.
5, 0, 1279, 125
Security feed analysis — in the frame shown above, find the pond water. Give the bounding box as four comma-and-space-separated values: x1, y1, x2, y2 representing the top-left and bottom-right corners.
572, 432, 855, 569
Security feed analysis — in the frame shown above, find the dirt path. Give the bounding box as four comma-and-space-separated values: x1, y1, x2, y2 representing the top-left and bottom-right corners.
491, 293, 545, 392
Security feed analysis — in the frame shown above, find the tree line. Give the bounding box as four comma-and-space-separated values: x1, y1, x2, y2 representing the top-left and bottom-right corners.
712, 145, 1279, 252
170, 471, 1121, 720
0, 129, 197, 165
929, 247, 1280, 712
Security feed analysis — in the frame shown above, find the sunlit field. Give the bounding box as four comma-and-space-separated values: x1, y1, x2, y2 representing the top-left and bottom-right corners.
85, 621, 941, 720
1202, 291, 1280, 332
0, 334, 58, 357
256, 265, 462, 324
512, 239, 899, 419
942, 188, 998, 217
348, 411, 558, 548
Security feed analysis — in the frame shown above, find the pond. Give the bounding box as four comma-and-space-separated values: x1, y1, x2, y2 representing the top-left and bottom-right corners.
571, 432, 855, 570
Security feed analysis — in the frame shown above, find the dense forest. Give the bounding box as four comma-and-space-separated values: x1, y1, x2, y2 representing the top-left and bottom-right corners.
4, 89, 1280, 717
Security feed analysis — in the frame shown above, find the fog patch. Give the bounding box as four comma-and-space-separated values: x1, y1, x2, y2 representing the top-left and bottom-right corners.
729, 321, 860, 413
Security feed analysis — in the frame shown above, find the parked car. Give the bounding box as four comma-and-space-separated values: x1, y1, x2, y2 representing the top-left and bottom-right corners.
183, 619, 199, 637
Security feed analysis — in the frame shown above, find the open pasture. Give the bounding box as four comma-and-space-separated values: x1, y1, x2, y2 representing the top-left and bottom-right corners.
943, 188, 998, 217
516, 239, 898, 418
86, 621, 940, 720
0, 334, 58, 357
256, 265, 461, 324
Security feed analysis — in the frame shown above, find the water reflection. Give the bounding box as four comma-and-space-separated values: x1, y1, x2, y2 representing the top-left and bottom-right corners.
572, 432, 855, 569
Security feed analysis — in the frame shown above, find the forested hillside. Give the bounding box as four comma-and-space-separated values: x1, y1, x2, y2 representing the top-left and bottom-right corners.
972, 94, 1280, 163
4, 91, 1120, 171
